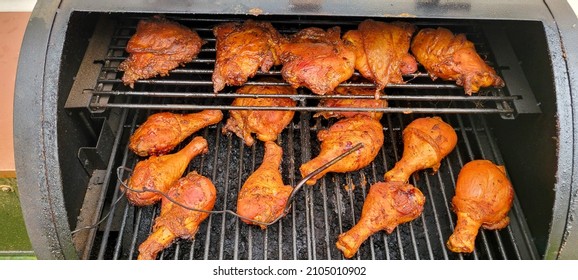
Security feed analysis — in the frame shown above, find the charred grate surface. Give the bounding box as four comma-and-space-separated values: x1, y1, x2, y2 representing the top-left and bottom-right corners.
87, 14, 522, 118
85, 104, 537, 260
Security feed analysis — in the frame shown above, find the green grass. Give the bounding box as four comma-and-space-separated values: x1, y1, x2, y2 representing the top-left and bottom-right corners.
0, 178, 35, 258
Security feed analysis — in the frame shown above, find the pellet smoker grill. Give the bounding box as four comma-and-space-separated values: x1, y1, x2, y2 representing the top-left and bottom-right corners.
13, 0, 578, 260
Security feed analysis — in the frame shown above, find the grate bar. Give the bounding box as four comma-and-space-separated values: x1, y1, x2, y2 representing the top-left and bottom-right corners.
95, 103, 515, 115
92, 90, 519, 101
98, 77, 466, 90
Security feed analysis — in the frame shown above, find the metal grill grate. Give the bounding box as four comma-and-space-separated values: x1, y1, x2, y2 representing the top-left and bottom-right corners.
83, 14, 531, 119
72, 14, 539, 260
80, 106, 537, 260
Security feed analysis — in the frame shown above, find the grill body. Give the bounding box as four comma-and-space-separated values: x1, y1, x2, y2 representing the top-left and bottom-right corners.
13, 0, 578, 260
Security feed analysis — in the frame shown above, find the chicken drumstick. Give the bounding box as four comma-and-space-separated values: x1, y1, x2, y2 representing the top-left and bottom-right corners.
300, 115, 384, 186
138, 171, 216, 260
384, 117, 457, 183
124, 136, 208, 206
336, 181, 425, 259
447, 160, 514, 253
129, 110, 223, 157
237, 141, 293, 229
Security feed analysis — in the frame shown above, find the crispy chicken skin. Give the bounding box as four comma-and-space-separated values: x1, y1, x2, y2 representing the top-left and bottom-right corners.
447, 160, 514, 253
300, 115, 384, 186
222, 79, 297, 146
237, 141, 293, 229
129, 110, 223, 157
384, 117, 457, 183
124, 136, 208, 206
313, 87, 388, 121
138, 171, 216, 260
410, 27, 505, 95
118, 16, 204, 88
212, 20, 283, 92
343, 20, 417, 98
336, 181, 425, 258
279, 26, 356, 95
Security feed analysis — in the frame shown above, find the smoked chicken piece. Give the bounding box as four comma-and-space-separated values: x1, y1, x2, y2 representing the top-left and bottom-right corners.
129, 110, 223, 157
118, 16, 204, 88
279, 26, 356, 95
336, 181, 425, 259
212, 20, 283, 92
384, 117, 457, 183
447, 160, 514, 253
343, 20, 417, 98
300, 115, 384, 186
410, 27, 505, 95
138, 171, 216, 260
237, 141, 293, 229
123, 136, 208, 206
313, 87, 388, 121
222, 79, 297, 146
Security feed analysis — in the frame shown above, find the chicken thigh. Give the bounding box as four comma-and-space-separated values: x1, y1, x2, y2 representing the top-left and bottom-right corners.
118, 15, 204, 88
410, 27, 505, 95
222, 79, 297, 146
279, 26, 355, 95
212, 20, 282, 92
313, 87, 387, 121
343, 20, 417, 98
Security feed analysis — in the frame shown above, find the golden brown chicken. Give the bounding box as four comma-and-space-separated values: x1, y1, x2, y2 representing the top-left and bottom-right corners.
384, 117, 457, 183
222, 79, 297, 146
129, 110, 223, 157
123, 136, 208, 206
118, 15, 205, 88
279, 26, 356, 95
336, 181, 425, 259
138, 171, 216, 260
313, 87, 388, 121
236, 141, 293, 229
447, 160, 514, 253
410, 27, 505, 95
212, 20, 283, 93
300, 115, 384, 186
343, 20, 417, 98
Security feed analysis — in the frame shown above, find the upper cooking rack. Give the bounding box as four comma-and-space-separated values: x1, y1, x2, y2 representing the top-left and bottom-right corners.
73, 14, 540, 119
